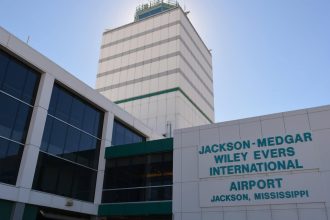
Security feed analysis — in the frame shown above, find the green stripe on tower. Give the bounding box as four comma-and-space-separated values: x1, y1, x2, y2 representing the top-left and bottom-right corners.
114, 87, 178, 104
114, 87, 213, 123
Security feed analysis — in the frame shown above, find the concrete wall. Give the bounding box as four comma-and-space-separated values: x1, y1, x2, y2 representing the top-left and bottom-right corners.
173, 105, 330, 220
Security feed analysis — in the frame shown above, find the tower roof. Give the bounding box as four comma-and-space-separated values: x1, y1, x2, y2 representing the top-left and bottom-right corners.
135, 0, 179, 21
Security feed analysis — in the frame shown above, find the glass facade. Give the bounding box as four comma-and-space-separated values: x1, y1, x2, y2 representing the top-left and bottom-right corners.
0, 49, 40, 185
33, 84, 103, 202
102, 152, 172, 203
112, 119, 146, 146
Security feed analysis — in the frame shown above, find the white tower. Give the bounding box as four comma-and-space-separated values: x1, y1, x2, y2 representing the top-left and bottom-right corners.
96, 1, 214, 136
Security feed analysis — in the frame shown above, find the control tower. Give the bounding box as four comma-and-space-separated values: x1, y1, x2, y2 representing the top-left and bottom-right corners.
96, 0, 214, 136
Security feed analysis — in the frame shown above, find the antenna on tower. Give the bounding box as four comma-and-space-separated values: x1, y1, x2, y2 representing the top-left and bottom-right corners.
183, 2, 190, 15
26, 35, 30, 44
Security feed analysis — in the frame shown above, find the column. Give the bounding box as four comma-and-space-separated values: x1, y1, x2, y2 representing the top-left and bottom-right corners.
94, 111, 114, 204
15, 73, 55, 200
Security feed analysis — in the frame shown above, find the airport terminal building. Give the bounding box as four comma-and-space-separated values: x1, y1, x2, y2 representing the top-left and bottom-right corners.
1, 1, 330, 220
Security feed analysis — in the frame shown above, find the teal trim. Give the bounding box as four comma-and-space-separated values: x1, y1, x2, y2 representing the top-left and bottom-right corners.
105, 138, 173, 158
0, 199, 13, 220
23, 205, 38, 220
114, 87, 213, 123
98, 201, 172, 216
114, 88, 178, 104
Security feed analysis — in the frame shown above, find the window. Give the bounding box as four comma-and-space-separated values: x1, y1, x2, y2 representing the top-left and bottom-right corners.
112, 119, 146, 146
33, 84, 103, 202
0, 93, 32, 143
33, 152, 96, 202
0, 51, 39, 104
48, 84, 103, 138
40, 117, 101, 169
0, 137, 24, 185
0, 49, 40, 185
102, 152, 172, 203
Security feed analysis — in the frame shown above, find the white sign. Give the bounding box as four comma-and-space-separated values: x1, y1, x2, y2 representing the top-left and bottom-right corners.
199, 172, 324, 207
198, 132, 319, 178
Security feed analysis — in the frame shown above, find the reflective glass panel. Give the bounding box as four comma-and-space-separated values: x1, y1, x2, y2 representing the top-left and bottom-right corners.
33, 152, 97, 202
0, 50, 40, 104
112, 120, 146, 146
40, 117, 100, 169
48, 84, 103, 138
102, 152, 173, 203
0, 137, 24, 185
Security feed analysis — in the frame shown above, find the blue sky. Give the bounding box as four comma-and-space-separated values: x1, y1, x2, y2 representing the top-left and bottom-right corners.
1, 0, 329, 122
